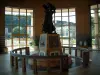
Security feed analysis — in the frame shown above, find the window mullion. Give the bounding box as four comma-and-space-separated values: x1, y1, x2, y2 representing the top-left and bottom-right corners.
61, 9, 63, 45
97, 4, 99, 34
19, 8, 20, 48
68, 9, 70, 47
11, 7, 13, 49
26, 9, 27, 47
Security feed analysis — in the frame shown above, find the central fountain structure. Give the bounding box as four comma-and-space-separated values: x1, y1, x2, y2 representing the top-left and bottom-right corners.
39, 3, 62, 56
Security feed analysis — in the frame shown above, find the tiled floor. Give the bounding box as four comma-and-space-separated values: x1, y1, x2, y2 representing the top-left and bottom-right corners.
0, 51, 100, 75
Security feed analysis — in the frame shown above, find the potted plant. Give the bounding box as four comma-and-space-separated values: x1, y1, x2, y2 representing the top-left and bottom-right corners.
30, 36, 39, 50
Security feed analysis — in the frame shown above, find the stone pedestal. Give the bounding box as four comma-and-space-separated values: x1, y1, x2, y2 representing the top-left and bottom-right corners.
39, 33, 62, 56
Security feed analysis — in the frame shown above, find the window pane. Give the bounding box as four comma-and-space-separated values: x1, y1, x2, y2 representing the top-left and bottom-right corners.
27, 10, 33, 26
92, 24, 98, 37
62, 17, 68, 25
5, 7, 11, 12
5, 15, 12, 25
5, 38, 12, 46
99, 9, 100, 13
91, 5, 97, 10
92, 39, 96, 45
20, 9, 26, 16
70, 48, 75, 56
7, 47, 12, 52
55, 17, 61, 26
52, 16, 55, 24
27, 27, 33, 37
69, 12, 75, 16
20, 26, 27, 34
70, 42, 76, 47
27, 16, 32, 26
70, 25, 76, 31
70, 30, 76, 39
99, 13, 100, 16
98, 4, 100, 12
13, 8, 19, 15
69, 8, 75, 12
60, 39, 63, 45
56, 27, 61, 36
69, 16, 76, 23
13, 37, 19, 46
62, 9, 68, 16
5, 26, 12, 39
99, 14, 100, 31
91, 10, 95, 14
62, 44, 69, 46
98, 15, 100, 34
27, 10, 33, 16
27, 37, 32, 47
62, 26, 69, 37
63, 48, 69, 54
91, 14, 98, 23
5, 7, 12, 15
20, 36, 26, 47
62, 38, 69, 45
12, 26, 20, 34
91, 23, 95, 37
13, 46, 20, 50
69, 8, 75, 16
13, 16, 19, 25
55, 9, 61, 16
98, 4, 100, 9
70, 26, 76, 38
20, 16, 26, 26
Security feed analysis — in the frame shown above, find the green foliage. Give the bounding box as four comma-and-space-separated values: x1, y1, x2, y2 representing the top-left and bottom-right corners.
30, 40, 39, 47
30, 36, 40, 47
12, 26, 26, 34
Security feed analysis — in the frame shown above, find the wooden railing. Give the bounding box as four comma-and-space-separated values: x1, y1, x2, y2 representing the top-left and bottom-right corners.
10, 47, 69, 74
62, 46, 89, 57
62, 46, 90, 67
10, 46, 92, 74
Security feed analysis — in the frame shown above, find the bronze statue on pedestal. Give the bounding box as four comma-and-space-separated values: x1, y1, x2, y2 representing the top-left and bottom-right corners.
42, 3, 56, 34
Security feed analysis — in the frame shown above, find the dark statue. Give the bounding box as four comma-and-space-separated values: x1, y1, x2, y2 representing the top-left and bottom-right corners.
42, 3, 56, 34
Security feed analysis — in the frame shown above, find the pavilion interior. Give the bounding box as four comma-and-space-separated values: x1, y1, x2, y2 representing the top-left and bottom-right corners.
0, 0, 100, 75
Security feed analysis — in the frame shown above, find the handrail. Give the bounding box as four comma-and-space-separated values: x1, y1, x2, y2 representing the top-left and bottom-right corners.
10, 46, 92, 74
10, 47, 69, 74
10, 51, 68, 59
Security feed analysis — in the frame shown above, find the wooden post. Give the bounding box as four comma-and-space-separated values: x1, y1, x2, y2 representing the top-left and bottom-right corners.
26, 47, 30, 55
75, 49, 77, 57
22, 58, 26, 72
47, 59, 50, 72
14, 50, 18, 70
60, 56, 63, 72
14, 57, 18, 70
63, 47, 65, 54
69, 47, 71, 55
66, 55, 69, 72
10, 56, 14, 67
33, 59, 37, 74
80, 50, 82, 58
60, 56, 69, 72
83, 51, 89, 67
20, 48, 22, 55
